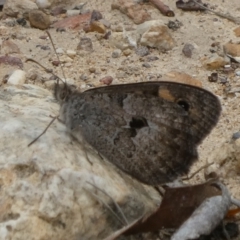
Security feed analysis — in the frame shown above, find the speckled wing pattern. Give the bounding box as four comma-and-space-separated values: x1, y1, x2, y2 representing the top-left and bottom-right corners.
58, 82, 221, 185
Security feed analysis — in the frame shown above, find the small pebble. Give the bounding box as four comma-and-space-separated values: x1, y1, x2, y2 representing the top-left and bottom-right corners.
100, 67, 107, 71
91, 10, 103, 21
232, 132, 240, 140
67, 10, 80, 17
142, 62, 151, 68
7, 70, 26, 85
73, 3, 86, 10
39, 35, 48, 40
28, 72, 38, 81
224, 65, 231, 68
77, 37, 93, 52
16, 18, 27, 27
66, 50, 76, 59
56, 48, 65, 54
52, 60, 60, 66
29, 10, 50, 30
146, 56, 159, 62
208, 72, 218, 82
204, 55, 229, 70
80, 74, 89, 81
182, 43, 194, 58
99, 19, 111, 28
2, 74, 9, 84
112, 49, 121, 58
99, 76, 113, 85
235, 71, 240, 76
219, 76, 228, 84
56, 28, 66, 33
65, 62, 72, 67
89, 67, 96, 73
37, 45, 50, 51
135, 46, 149, 57
85, 21, 106, 34
36, 0, 51, 9
123, 49, 132, 56
59, 55, 73, 63
0, 56, 23, 68
51, 7, 67, 16
167, 20, 182, 31
103, 31, 111, 40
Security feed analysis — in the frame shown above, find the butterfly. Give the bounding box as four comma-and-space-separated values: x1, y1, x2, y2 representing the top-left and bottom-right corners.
54, 81, 221, 186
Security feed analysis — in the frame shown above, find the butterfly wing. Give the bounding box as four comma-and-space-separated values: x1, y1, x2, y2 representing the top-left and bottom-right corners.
61, 82, 221, 185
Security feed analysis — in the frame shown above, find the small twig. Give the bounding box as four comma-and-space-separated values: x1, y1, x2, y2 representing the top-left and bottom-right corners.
87, 181, 128, 225
149, 0, 174, 17
28, 116, 58, 147
231, 197, 240, 208
192, 0, 240, 25
182, 162, 213, 181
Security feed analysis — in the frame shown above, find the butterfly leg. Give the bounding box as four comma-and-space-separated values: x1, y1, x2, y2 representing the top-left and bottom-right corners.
28, 115, 58, 147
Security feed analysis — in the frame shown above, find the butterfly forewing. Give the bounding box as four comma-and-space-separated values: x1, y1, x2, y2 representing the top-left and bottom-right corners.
59, 82, 221, 185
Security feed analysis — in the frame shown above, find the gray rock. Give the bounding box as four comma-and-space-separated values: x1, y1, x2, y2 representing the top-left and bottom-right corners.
0, 84, 158, 239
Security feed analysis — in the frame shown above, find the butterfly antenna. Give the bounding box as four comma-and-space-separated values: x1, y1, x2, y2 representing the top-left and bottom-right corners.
46, 30, 67, 83
26, 58, 64, 84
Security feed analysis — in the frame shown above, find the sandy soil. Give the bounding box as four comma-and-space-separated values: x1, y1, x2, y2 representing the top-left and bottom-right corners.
1, 0, 240, 238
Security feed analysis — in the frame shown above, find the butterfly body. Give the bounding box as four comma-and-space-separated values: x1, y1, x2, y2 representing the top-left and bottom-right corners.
55, 82, 221, 185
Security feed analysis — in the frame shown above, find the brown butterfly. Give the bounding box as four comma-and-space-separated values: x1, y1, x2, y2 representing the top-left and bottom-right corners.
54, 81, 221, 186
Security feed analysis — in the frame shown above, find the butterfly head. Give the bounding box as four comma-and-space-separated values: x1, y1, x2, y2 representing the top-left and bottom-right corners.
54, 81, 74, 104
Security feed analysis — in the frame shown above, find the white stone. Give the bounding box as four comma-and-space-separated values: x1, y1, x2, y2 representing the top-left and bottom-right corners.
7, 69, 26, 85
137, 20, 176, 51
66, 49, 76, 59
66, 9, 80, 17
136, 20, 164, 35
36, 0, 51, 9
109, 31, 137, 50
0, 84, 158, 239
59, 55, 73, 63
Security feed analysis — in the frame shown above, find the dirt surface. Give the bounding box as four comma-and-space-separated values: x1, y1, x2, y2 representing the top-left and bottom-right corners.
1, 0, 240, 238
